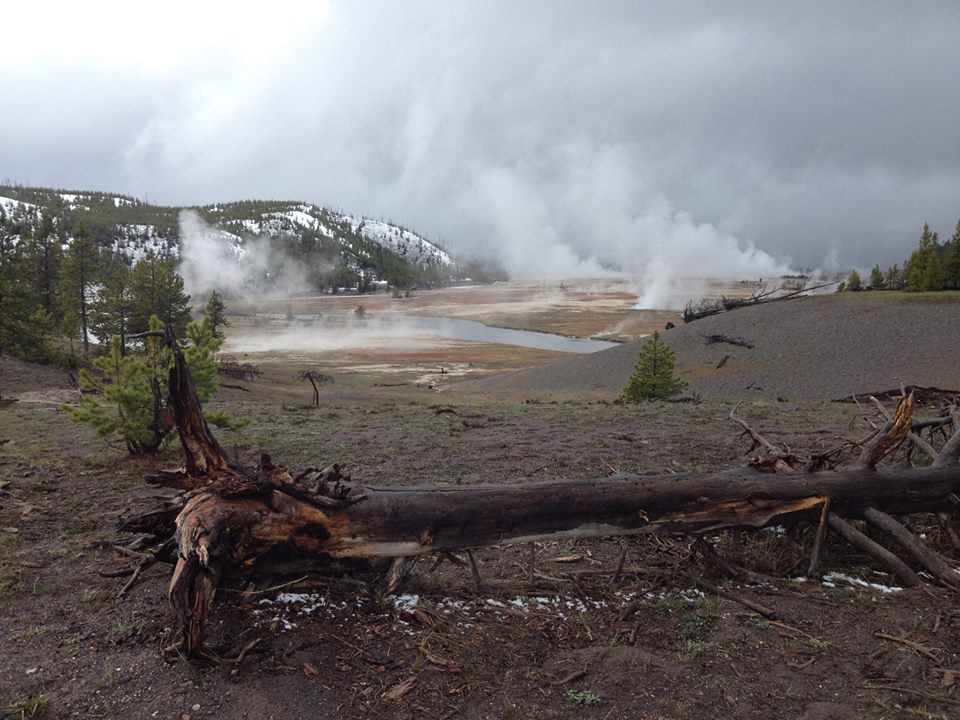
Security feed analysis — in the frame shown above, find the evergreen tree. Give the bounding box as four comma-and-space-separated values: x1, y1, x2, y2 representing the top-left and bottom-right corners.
205, 290, 228, 339
944, 219, 960, 290
68, 313, 245, 455
58, 221, 99, 359
129, 251, 192, 335
24, 211, 62, 317
885, 263, 902, 290
69, 335, 157, 454
0, 211, 60, 363
183, 314, 248, 431
869, 264, 885, 289
847, 270, 862, 291
904, 223, 944, 291
0, 207, 28, 356
90, 255, 134, 349
620, 331, 687, 401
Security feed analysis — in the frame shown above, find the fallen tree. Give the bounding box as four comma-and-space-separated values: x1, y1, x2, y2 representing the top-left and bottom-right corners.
682, 282, 836, 323
122, 328, 960, 661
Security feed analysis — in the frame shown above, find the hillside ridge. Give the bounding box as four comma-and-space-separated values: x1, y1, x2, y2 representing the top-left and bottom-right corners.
0, 184, 484, 291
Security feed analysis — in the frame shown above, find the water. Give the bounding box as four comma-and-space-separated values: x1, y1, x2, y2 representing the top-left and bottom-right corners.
258, 313, 618, 354
404, 315, 618, 353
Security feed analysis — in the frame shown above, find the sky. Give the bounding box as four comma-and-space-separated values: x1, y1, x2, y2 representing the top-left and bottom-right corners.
2, 1, 959, 279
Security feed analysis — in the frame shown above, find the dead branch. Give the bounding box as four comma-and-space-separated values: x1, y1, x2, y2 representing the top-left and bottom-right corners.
856, 393, 914, 469
695, 577, 777, 619
826, 515, 920, 588
701, 334, 755, 349
870, 396, 938, 463
863, 507, 960, 589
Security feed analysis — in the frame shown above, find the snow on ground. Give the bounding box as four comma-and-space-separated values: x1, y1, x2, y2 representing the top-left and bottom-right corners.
110, 224, 176, 261
252, 587, 708, 636
0, 194, 38, 215
821, 572, 902, 594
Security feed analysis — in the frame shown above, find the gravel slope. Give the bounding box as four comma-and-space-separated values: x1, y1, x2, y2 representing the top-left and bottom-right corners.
461, 293, 960, 401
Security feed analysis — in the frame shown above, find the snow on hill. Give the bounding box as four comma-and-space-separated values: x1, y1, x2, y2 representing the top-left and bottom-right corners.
0, 186, 463, 289
346, 216, 454, 267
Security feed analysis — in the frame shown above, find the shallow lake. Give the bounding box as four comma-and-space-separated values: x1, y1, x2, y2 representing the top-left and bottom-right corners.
248, 313, 619, 354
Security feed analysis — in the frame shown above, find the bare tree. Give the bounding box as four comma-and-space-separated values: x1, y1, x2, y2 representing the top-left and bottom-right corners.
298, 370, 333, 407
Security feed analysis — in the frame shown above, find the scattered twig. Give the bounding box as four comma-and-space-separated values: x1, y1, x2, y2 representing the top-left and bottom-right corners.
859, 684, 960, 708
548, 669, 587, 686
467, 550, 482, 590
235, 576, 310, 596
613, 544, 628, 581
618, 601, 638, 622
696, 578, 777, 619
872, 631, 940, 661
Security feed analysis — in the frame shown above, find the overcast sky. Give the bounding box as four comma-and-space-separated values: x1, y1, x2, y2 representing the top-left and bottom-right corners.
2, 1, 959, 278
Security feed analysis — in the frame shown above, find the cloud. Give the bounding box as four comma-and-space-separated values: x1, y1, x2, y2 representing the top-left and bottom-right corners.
2, 2, 959, 283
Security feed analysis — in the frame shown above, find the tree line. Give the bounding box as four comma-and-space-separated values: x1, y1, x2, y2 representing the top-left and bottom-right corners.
0, 204, 195, 365
844, 220, 960, 292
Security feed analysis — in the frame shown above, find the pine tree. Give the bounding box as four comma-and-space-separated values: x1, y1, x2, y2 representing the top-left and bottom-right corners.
205, 290, 228, 339
904, 223, 944, 291
58, 221, 99, 359
620, 331, 687, 401
869, 264, 885, 289
0, 207, 31, 357
24, 211, 62, 317
0, 207, 61, 362
885, 263, 902, 290
847, 270, 862, 291
944, 219, 960, 290
129, 251, 192, 335
90, 256, 134, 348
69, 335, 157, 455
183, 314, 248, 431
68, 313, 246, 454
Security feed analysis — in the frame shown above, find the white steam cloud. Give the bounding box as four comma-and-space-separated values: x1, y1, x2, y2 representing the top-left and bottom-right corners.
458, 145, 793, 309
177, 210, 317, 299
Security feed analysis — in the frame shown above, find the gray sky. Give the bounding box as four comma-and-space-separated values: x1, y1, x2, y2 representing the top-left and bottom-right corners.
3, 1, 959, 278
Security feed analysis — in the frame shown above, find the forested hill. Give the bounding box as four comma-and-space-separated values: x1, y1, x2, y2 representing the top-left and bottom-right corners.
0, 184, 483, 291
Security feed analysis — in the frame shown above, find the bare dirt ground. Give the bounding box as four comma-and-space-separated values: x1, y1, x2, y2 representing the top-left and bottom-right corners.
2, 286, 960, 720
469, 292, 960, 402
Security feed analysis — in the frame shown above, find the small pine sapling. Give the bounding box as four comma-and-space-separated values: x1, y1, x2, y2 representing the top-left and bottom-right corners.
620, 331, 688, 401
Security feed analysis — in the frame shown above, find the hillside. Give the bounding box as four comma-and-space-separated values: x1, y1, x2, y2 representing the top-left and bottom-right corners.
0, 184, 481, 292
462, 292, 960, 401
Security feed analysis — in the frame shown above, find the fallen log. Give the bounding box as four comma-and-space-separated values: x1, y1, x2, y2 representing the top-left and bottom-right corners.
125, 329, 960, 660
682, 282, 836, 323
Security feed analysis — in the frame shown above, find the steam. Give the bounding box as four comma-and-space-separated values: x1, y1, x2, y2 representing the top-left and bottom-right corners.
225, 316, 427, 354
459, 147, 794, 309
177, 210, 317, 299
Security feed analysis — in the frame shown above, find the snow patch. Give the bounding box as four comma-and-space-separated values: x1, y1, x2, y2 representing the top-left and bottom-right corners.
822, 572, 902, 594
